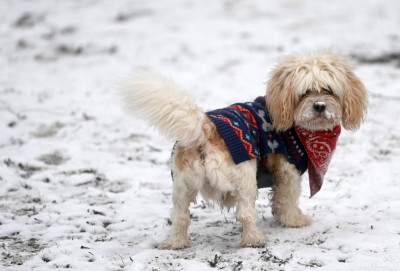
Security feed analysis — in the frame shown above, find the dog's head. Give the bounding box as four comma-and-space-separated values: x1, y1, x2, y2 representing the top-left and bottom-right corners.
266, 51, 368, 131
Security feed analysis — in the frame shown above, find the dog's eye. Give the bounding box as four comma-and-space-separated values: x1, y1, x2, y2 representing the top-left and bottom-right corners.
301, 90, 311, 98
322, 87, 334, 95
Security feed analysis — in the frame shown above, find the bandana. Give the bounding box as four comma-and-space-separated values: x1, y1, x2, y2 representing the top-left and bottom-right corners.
295, 125, 341, 197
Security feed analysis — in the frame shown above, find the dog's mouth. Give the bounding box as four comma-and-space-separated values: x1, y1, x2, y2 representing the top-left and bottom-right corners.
295, 111, 340, 131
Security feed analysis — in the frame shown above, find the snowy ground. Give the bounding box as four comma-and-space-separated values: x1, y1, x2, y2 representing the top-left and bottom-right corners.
1, 0, 400, 270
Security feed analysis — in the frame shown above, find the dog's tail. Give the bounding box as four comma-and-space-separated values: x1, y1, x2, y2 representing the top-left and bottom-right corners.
119, 71, 208, 148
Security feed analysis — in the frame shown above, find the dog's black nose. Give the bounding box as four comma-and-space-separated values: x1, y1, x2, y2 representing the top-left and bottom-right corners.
313, 101, 326, 113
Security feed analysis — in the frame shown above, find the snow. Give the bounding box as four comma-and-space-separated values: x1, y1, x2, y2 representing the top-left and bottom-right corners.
1, 0, 400, 270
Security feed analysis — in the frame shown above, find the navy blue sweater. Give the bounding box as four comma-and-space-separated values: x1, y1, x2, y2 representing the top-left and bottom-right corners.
206, 97, 308, 187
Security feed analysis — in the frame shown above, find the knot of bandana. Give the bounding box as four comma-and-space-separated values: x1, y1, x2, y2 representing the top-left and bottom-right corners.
294, 125, 341, 197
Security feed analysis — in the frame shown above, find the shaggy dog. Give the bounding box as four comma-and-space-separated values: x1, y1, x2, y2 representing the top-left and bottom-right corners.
120, 51, 368, 249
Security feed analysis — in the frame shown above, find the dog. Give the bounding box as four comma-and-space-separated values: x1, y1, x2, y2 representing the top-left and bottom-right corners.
120, 51, 368, 249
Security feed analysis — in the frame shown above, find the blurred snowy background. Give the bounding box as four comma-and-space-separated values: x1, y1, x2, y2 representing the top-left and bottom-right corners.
1, 0, 400, 270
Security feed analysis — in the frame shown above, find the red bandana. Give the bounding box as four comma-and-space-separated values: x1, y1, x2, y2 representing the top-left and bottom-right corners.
294, 125, 341, 197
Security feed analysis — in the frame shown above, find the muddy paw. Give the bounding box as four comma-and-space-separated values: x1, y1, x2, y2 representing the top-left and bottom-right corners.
161, 235, 191, 250
241, 230, 268, 248
278, 213, 313, 228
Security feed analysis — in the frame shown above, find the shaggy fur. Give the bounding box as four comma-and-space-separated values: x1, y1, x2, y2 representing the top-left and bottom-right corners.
120, 51, 368, 249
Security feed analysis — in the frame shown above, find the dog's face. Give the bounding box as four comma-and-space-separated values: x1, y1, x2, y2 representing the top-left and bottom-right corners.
266, 52, 368, 131
293, 88, 342, 131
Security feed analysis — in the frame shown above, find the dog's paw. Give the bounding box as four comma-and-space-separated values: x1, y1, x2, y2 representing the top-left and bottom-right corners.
161, 235, 191, 250
241, 229, 268, 248
277, 213, 313, 228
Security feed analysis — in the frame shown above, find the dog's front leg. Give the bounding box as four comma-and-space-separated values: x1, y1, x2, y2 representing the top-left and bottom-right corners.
270, 154, 312, 228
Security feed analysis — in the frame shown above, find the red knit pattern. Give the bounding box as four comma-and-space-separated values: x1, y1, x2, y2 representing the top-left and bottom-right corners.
208, 114, 257, 159
229, 105, 258, 128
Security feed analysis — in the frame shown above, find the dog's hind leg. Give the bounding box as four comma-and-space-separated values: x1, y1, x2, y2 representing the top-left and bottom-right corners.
162, 146, 202, 249
234, 160, 267, 247
161, 170, 198, 249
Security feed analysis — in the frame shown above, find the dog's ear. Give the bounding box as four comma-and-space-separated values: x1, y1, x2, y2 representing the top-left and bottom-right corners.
266, 56, 298, 131
342, 68, 368, 130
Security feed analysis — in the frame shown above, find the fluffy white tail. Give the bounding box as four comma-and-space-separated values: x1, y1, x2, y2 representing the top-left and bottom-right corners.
119, 71, 207, 148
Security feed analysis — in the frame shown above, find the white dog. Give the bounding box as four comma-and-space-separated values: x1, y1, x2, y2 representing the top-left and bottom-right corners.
120, 51, 368, 249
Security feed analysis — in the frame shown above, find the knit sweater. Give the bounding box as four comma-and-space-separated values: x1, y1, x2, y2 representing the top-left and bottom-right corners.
206, 96, 341, 197
206, 96, 308, 172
